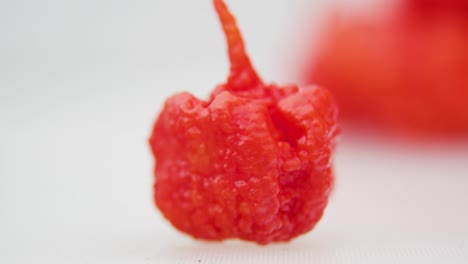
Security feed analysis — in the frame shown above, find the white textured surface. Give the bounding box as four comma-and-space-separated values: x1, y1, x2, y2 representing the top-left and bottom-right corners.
1, 0, 468, 263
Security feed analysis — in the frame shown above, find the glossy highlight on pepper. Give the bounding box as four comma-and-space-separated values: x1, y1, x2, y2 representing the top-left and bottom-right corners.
149, 0, 339, 244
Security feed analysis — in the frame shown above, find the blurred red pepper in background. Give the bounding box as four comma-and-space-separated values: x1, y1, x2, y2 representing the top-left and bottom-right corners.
303, 0, 468, 136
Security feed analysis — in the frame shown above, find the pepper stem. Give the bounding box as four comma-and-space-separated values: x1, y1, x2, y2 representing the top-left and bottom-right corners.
213, 0, 262, 89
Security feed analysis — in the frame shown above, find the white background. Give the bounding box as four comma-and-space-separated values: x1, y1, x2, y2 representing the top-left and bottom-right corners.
1, 0, 468, 263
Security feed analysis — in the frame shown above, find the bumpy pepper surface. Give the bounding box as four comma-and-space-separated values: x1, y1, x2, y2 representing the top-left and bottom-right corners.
303, 0, 468, 135
149, 0, 338, 244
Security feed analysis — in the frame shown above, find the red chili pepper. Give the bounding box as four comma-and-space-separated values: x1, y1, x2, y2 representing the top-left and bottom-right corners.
149, 0, 338, 244
304, 0, 468, 135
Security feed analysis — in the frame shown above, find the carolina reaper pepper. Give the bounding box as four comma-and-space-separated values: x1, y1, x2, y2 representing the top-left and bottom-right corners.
149, 0, 338, 244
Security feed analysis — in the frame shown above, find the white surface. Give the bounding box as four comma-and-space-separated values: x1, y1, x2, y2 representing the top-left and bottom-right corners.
1, 0, 468, 263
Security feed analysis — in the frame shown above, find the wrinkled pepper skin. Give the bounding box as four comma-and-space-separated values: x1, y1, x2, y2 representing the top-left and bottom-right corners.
149, 0, 338, 245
